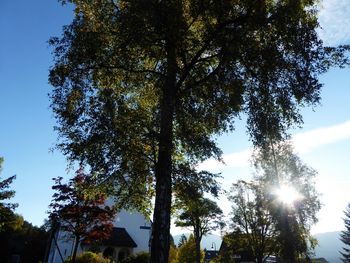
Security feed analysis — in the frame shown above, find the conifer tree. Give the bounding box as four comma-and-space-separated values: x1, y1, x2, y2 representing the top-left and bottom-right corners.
340, 203, 350, 263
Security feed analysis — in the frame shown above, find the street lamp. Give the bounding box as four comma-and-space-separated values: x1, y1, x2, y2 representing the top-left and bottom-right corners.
211, 242, 217, 251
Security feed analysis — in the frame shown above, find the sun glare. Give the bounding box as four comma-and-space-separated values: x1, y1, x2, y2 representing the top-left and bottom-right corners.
275, 185, 301, 205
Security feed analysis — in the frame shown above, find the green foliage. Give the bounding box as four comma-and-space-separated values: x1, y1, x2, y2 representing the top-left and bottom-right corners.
175, 235, 204, 263
0, 157, 18, 231
228, 180, 275, 263
214, 232, 256, 263
175, 196, 223, 235
121, 252, 150, 263
50, 1, 348, 261
340, 203, 350, 262
66, 252, 111, 263
168, 245, 178, 263
256, 142, 321, 262
175, 190, 223, 263
0, 220, 49, 263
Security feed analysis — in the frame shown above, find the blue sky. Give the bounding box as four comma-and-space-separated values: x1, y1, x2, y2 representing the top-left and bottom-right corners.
0, 0, 350, 235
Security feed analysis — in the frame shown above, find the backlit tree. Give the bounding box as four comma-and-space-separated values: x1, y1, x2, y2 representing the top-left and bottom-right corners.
49, 1, 348, 261
254, 142, 321, 263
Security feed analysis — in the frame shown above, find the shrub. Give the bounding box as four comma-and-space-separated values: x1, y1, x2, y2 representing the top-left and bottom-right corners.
65, 251, 111, 263
121, 252, 150, 263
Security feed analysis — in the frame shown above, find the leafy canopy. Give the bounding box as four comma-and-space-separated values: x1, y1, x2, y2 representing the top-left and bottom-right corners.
175, 196, 223, 239
49, 168, 116, 245
228, 180, 276, 263
255, 142, 320, 261
227, 142, 321, 263
50, 1, 348, 261
49, 0, 347, 205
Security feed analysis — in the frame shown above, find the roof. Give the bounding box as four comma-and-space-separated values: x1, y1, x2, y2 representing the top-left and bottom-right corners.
205, 250, 219, 260
102, 227, 137, 248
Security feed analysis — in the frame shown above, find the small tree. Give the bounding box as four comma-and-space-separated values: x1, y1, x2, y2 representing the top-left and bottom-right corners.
228, 180, 276, 263
175, 235, 204, 263
340, 203, 350, 263
168, 245, 178, 263
175, 193, 223, 263
0, 157, 18, 231
214, 232, 257, 263
49, 168, 115, 263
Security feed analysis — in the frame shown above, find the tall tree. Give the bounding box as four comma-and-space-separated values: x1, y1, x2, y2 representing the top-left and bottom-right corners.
254, 142, 321, 263
0, 157, 18, 231
49, 168, 115, 263
340, 203, 350, 263
49, 1, 348, 262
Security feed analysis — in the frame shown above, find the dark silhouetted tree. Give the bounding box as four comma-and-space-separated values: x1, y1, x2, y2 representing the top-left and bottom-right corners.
228, 142, 320, 263
49, 168, 115, 263
177, 234, 187, 248
0, 219, 49, 263
0, 157, 18, 231
254, 142, 321, 263
340, 203, 350, 263
50, 1, 348, 261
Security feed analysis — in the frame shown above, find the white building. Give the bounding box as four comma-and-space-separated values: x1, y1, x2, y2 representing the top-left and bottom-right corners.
47, 209, 152, 263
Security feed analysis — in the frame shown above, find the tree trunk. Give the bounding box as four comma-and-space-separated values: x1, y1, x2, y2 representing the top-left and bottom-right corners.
150, 37, 177, 263
257, 252, 263, 263
194, 225, 201, 263
280, 209, 296, 263
71, 235, 80, 263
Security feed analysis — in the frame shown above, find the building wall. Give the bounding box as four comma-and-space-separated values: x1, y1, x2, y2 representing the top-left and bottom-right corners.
114, 210, 151, 254
47, 229, 77, 263
47, 209, 151, 263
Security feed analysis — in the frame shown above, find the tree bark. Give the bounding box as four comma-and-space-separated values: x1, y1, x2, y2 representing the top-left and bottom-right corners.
150, 37, 177, 263
194, 224, 201, 263
71, 235, 80, 263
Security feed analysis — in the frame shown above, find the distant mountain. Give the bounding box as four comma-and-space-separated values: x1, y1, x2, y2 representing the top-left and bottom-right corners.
173, 231, 344, 263
314, 231, 343, 263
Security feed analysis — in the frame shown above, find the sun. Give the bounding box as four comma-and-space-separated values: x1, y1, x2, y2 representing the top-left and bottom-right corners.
274, 184, 301, 205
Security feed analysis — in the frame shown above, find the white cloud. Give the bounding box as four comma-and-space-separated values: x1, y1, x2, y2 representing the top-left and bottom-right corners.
198, 149, 251, 171
311, 177, 349, 234
318, 0, 350, 45
292, 120, 350, 153
198, 120, 350, 171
